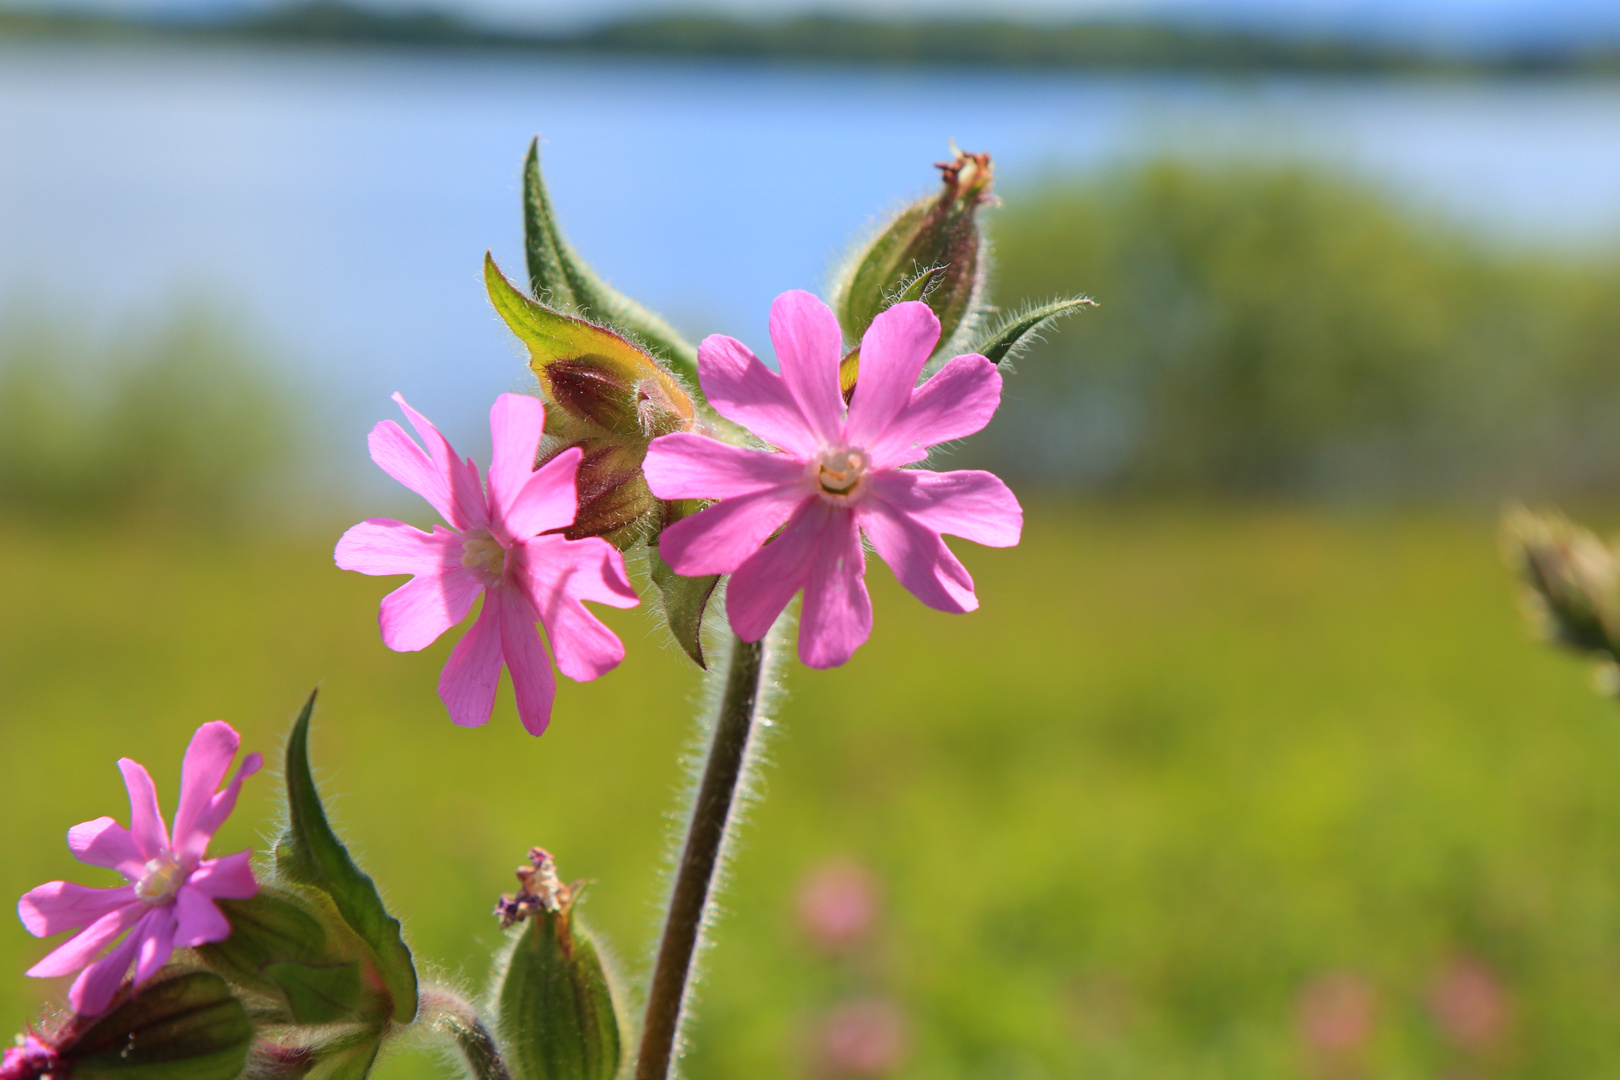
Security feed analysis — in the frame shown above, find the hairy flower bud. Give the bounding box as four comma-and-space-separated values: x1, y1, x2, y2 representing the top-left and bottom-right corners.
1502, 506, 1620, 658
834, 147, 994, 362
491, 849, 623, 1080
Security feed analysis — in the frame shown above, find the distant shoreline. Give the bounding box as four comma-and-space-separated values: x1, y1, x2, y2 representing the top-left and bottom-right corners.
4, 1, 1620, 77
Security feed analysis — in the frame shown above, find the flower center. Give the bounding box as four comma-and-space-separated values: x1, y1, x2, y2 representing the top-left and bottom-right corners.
461, 529, 508, 586
134, 852, 183, 906
816, 446, 869, 498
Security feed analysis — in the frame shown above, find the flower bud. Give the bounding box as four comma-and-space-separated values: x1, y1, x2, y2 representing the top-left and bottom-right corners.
491, 849, 623, 1080
487, 254, 696, 551
30, 971, 253, 1080
1501, 506, 1620, 659
834, 147, 994, 358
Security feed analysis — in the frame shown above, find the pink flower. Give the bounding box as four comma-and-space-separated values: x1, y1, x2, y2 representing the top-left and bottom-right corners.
336, 393, 638, 735
17, 723, 262, 1017
644, 290, 1022, 668
0, 1035, 58, 1080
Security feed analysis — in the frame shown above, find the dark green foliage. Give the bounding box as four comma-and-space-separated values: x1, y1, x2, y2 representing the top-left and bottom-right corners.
986, 160, 1620, 499
0, 307, 300, 526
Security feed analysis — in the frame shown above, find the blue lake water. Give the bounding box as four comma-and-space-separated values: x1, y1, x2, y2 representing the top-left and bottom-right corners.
5, 39, 1620, 475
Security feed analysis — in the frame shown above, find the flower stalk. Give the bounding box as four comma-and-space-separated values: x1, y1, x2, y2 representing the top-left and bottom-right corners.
636, 629, 771, 1080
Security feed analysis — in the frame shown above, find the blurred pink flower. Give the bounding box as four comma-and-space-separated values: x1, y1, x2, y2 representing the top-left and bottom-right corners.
644, 291, 1022, 668
336, 393, 639, 735
813, 997, 909, 1078
1297, 971, 1376, 1059
17, 722, 261, 1016
796, 859, 881, 952
0, 1035, 57, 1080
1428, 957, 1511, 1053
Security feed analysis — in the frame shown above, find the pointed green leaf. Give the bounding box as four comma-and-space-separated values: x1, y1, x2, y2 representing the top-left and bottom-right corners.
961, 296, 1096, 370
66, 972, 252, 1080
264, 961, 366, 1025
197, 889, 371, 1023
521, 138, 700, 387
650, 545, 718, 669
497, 911, 621, 1080
275, 692, 418, 1023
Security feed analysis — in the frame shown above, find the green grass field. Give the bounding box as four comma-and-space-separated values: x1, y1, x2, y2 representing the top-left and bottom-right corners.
5, 508, 1620, 1079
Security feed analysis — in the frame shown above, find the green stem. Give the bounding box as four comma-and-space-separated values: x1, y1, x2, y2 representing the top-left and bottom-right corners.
422, 986, 512, 1080
635, 633, 767, 1080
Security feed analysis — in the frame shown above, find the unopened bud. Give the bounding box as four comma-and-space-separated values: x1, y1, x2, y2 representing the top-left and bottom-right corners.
492, 849, 622, 1080
834, 147, 994, 357
1501, 506, 1620, 659
38, 971, 253, 1080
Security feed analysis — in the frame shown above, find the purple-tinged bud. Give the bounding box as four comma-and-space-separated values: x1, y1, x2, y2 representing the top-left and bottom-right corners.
1, 1035, 57, 1080
491, 848, 623, 1080
834, 147, 995, 360
488, 254, 697, 552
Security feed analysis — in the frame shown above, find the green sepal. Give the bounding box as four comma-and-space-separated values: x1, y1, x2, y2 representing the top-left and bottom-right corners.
522, 138, 700, 387
304, 1038, 382, 1080
197, 888, 372, 1024
274, 692, 418, 1023
962, 296, 1096, 369
837, 201, 928, 344
496, 910, 622, 1080
650, 543, 719, 669
63, 971, 253, 1080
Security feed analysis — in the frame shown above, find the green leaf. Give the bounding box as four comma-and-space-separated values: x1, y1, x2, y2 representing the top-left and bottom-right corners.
521, 138, 700, 387
197, 889, 371, 1024
650, 546, 719, 669
963, 296, 1096, 369
496, 911, 621, 1080
275, 692, 417, 1023
66, 971, 253, 1080
306, 1039, 382, 1080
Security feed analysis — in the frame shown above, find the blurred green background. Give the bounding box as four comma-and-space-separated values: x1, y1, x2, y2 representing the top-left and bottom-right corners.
8, 159, 1620, 1080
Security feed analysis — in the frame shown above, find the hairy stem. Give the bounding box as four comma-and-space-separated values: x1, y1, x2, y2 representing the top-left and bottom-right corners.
421, 985, 512, 1080
635, 633, 767, 1080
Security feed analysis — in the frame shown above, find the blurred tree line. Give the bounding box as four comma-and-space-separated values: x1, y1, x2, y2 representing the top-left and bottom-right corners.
0, 307, 302, 528
981, 160, 1620, 501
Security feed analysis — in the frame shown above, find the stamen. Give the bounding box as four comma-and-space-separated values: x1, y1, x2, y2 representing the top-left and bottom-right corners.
461, 530, 508, 586
816, 447, 869, 497
135, 853, 182, 906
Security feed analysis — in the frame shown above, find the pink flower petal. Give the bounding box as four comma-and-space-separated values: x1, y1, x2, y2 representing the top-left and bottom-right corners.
644, 432, 808, 501
334, 518, 465, 578
866, 353, 1002, 469
438, 597, 504, 728
857, 499, 978, 614
378, 569, 484, 653
173, 886, 231, 948
132, 908, 176, 987
18, 882, 137, 939
27, 903, 143, 979
66, 912, 149, 1016
485, 393, 548, 524
727, 497, 840, 643
517, 534, 634, 684
370, 394, 488, 530
864, 468, 1022, 548
170, 722, 240, 861
116, 759, 168, 861
844, 301, 940, 448
501, 446, 583, 542
697, 333, 821, 457
66, 817, 145, 878
769, 290, 847, 445
176, 756, 264, 867
659, 486, 808, 577
797, 505, 873, 668
494, 589, 558, 737
187, 852, 258, 902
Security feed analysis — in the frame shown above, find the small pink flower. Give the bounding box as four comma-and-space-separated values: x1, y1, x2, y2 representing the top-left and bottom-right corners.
796, 859, 881, 953
0, 1034, 58, 1080
644, 291, 1022, 668
17, 723, 262, 1017
336, 393, 638, 735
